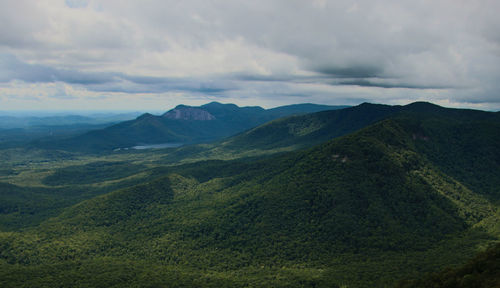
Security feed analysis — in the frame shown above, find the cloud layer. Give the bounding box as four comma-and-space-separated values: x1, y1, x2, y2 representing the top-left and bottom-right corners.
1, 0, 499, 110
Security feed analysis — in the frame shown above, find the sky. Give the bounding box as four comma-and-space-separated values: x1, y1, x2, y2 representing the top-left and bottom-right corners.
1, 0, 500, 111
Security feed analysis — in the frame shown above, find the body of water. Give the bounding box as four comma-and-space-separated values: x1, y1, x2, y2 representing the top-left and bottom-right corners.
132, 143, 183, 150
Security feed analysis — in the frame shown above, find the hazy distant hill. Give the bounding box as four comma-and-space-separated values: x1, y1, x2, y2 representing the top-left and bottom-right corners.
0, 113, 142, 148
37, 102, 345, 152
0, 113, 141, 129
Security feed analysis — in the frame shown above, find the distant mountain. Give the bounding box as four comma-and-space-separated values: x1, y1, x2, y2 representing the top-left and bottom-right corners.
37, 102, 345, 152
160, 102, 402, 162
0, 113, 141, 129
215, 101, 500, 154
169, 102, 500, 200
0, 113, 144, 148
2, 108, 499, 287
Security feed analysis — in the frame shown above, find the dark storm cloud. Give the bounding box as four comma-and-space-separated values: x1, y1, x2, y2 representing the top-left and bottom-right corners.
231, 73, 327, 84
120, 75, 170, 85
339, 80, 451, 90
315, 66, 382, 79
0, 54, 234, 95
0, 54, 115, 85
88, 80, 235, 95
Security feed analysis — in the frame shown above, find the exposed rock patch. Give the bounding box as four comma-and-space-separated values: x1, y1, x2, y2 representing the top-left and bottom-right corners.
163, 107, 216, 121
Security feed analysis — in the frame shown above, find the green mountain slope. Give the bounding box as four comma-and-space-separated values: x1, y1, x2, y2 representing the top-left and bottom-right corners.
39, 102, 343, 152
398, 113, 500, 199
1, 112, 499, 287
222, 102, 500, 151
159, 102, 403, 162
162, 102, 500, 165
397, 243, 500, 288
222, 102, 398, 150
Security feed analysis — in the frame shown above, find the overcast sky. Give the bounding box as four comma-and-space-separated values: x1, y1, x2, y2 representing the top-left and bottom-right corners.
1, 0, 499, 111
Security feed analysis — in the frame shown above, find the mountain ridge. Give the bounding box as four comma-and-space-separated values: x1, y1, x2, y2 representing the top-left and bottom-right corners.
34, 102, 346, 152
160, 101, 500, 164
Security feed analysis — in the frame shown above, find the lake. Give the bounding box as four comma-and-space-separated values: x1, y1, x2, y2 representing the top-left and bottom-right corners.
132, 143, 183, 150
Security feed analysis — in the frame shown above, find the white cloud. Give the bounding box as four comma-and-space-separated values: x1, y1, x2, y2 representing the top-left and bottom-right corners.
0, 0, 499, 110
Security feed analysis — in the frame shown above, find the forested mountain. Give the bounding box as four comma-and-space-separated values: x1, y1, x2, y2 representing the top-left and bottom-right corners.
1, 102, 499, 287
221, 101, 500, 151
163, 102, 500, 164
37, 102, 343, 152
160, 102, 404, 162
397, 243, 500, 288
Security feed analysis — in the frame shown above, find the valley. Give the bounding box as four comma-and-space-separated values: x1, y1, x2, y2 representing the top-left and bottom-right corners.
0, 102, 499, 287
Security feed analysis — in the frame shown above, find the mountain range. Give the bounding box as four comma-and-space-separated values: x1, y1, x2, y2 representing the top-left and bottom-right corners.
0, 102, 499, 287
36, 102, 346, 152
161, 102, 500, 166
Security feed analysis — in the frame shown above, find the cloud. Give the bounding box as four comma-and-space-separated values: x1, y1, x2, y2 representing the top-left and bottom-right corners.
338, 80, 451, 90
0, 54, 116, 84
0, 54, 237, 95
315, 66, 382, 79
65, 0, 89, 9
0, 0, 499, 110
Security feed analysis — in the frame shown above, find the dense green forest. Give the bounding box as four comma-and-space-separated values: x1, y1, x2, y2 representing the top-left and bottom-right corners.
396, 243, 500, 288
0, 102, 499, 287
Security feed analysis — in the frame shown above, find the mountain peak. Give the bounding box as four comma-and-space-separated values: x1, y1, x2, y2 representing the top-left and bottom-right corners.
404, 101, 443, 112
201, 102, 240, 113
202, 101, 238, 108
136, 113, 154, 120
173, 104, 190, 109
